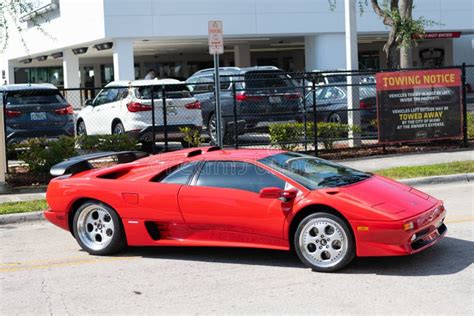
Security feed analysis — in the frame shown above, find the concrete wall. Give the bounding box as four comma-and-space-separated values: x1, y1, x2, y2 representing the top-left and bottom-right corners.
102, 0, 474, 38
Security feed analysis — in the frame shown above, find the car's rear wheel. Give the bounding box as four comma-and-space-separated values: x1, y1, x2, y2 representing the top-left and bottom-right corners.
294, 212, 354, 272
208, 113, 233, 145
112, 122, 125, 135
77, 120, 87, 136
327, 112, 342, 124
73, 201, 126, 255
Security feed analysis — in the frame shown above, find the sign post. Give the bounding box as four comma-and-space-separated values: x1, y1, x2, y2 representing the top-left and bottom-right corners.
208, 21, 224, 147
0, 98, 6, 185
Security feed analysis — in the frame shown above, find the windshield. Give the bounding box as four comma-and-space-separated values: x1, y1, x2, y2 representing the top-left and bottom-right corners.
244, 71, 295, 89
259, 152, 371, 190
326, 75, 347, 84
6, 90, 65, 106
136, 84, 192, 99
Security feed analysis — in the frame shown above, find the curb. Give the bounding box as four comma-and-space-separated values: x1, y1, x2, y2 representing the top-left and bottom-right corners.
398, 173, 473, 186
0, 211, 44, 225
1, 173, 472, 225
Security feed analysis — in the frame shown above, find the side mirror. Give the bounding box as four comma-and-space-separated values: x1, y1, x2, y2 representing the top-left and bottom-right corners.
259, 187, 298, 202
85, 99, 93, 106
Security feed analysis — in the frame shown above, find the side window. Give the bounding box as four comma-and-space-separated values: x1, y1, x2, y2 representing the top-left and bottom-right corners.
157, 161, 200, 185
94, 88, 118, 106
116, 88, 129, 101
195, 161, 285, 193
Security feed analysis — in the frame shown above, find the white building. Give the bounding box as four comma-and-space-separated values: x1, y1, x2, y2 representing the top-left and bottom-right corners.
1, 0, 474, 88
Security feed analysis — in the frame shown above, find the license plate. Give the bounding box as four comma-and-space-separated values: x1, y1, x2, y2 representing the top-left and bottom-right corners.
31, 112, 47, 121
269, 96, 281, 104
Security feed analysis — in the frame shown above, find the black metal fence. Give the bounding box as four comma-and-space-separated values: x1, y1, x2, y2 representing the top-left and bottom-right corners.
3, 64, 473, 169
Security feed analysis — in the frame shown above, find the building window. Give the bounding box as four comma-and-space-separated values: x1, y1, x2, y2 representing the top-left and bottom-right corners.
359, 51, 380, 70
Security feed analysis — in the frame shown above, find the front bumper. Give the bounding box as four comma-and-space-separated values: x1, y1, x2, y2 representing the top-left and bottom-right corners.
352, 205, 447, 257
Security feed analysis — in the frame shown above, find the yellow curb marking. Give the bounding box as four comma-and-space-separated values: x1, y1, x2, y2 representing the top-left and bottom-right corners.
0, 256, 135, 273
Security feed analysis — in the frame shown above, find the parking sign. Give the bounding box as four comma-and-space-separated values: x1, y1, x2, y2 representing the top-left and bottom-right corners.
208, 21, 224, 55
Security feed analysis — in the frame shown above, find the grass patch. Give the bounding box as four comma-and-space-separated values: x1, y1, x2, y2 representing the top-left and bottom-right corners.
374, 161, 474, 179
0, 199, 48, 215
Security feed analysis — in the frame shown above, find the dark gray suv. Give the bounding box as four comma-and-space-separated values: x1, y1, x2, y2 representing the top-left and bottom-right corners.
186, 66, 303, 143
1, 84, 75, 145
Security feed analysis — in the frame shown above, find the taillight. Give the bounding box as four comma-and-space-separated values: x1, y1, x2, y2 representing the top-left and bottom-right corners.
184, 100, 201, 109
284, 93, 301, 100
127, 102, 153, 112
235, 92, 263, 102
6, 109, 22, 118
54, 105, 74, 115
359, 100, 373, 109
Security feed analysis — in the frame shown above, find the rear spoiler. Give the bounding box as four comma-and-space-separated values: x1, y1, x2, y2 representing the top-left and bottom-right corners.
50, 151, 148, 177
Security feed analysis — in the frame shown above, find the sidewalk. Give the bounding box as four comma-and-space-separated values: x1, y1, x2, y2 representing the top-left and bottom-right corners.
0, 149, 472, 204
337, 149, 474, 172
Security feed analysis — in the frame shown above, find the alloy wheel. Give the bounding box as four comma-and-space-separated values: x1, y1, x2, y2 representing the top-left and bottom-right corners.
298, 217, 348, 269
76, 205, 115, 251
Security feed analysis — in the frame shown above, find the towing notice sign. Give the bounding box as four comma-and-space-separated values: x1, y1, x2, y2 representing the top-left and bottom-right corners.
208, 21, 224, 55
376, 69, 463, 143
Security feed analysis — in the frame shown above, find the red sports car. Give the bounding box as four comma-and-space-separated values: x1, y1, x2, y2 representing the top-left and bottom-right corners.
44, 147, 447, 272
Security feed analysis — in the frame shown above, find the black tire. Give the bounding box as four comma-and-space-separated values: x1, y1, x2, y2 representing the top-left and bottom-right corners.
327, 112, 342, 124
73, 201, 126, 255
208, 113, 228, 145
77, 120, 87, 136
294, 212, 355, 272
112, 121, 125, 135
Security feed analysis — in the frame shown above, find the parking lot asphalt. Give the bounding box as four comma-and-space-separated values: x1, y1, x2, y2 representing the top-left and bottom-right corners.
0, 182, 473, 314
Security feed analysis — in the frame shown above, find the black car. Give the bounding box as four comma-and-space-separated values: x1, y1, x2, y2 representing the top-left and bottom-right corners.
1, 84, 75, 145
186, 66, 303, 143
305, 85, 377, 135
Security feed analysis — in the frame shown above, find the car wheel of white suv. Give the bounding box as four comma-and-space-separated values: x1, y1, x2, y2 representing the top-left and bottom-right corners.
112, 122, 125, 135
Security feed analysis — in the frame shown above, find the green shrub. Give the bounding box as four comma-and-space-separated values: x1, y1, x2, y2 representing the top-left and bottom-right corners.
18, 136, 77, 174
467, 113, 474, 139
269, 121, 361, 150
179, 127, 204, 148
268, 122, 303, 151
76, 134, 138, 152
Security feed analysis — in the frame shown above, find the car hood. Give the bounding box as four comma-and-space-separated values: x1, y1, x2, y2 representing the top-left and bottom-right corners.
335, 175, 437, 219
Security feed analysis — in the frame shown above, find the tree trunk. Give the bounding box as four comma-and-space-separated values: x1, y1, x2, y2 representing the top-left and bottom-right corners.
399, 0, 414, 68
400, 44, 413, 68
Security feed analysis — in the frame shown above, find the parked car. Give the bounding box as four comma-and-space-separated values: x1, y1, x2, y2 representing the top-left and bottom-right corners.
1, 84, 75, 145
76, 79, 203, 148
45, 148, 447, 272
186, 66, 303, 143
305, 85, 377, 134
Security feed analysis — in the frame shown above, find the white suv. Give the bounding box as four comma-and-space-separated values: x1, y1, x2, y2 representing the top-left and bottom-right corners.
76, 79, 203, 147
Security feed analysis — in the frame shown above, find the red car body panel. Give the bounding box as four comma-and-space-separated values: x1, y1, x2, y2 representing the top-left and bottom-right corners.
45, 147, 446, 257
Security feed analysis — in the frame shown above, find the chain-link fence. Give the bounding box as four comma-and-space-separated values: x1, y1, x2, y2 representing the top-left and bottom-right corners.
3, 65, 473, 175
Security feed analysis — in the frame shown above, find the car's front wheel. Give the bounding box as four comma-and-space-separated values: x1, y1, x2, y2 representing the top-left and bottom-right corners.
73, 201, 126, 255
294, 212, 354, 272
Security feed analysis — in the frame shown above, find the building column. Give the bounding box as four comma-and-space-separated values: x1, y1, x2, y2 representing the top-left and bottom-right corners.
113, 39, 135, 81
0, 95, 6, 185
4, 59, 20, 84
234, 44, 251, 68
62, 50, 81, 108
93, 64, 102, 87
63, 50, 80, 88
304, 34, 346, 71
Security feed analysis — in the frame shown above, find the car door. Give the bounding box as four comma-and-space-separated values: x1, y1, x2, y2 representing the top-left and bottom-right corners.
88, 88, 119, 134
178, 160, 293, 239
